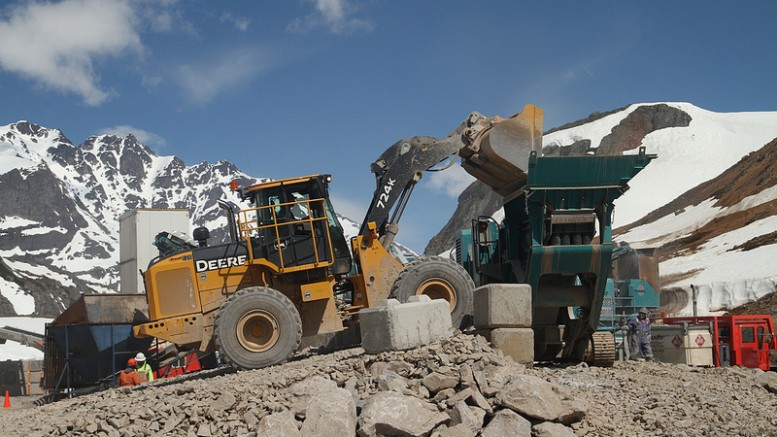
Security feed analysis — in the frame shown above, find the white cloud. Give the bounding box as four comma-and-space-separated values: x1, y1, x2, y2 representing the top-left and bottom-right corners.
176, 46, 273, 104
96, 124, 166, 149
426, 165, 475, 198
287, 0, 374, 35
141, 74, 162, 91
0, 0, 144, 106
330, 194, 366, 223
134, 0, 192, 34
220, 11, 250, 32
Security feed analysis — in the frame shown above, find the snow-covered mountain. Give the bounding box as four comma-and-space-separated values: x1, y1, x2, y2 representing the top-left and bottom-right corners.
428, 103, 777, 316
609, 105, 777, 315
0, 121, 266, 317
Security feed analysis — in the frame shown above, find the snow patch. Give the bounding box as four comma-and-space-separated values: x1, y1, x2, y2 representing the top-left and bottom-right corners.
0, 216, 40, 228
0, 277, 35, 315
21, 226, 68, 236
0, 317, 51, 360
3, 258, 76, 287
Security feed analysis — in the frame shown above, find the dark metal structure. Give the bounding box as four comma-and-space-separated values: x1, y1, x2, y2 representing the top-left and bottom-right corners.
43, 294, 152, 399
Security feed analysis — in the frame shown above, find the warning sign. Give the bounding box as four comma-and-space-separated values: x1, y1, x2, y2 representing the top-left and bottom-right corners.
695, 333, 705, 347
672, 335, 683, 349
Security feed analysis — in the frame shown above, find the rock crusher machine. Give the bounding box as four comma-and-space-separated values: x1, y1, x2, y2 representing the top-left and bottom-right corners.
457, 147, 656, 365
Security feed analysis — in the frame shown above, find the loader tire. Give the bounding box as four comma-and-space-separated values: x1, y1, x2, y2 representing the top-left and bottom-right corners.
214, 287, 302, 370
390, 256, 475, 330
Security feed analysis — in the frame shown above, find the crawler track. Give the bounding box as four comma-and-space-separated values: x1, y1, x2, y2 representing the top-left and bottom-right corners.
588, 331, 616, 367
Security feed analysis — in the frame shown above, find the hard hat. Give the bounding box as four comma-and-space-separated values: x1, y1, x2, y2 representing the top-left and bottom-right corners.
135, 352, 146, 362
128, 358, 137, 367
639, 307, 648, 314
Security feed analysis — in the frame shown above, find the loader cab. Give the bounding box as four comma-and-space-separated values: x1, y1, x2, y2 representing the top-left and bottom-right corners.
240, 175, 352, 275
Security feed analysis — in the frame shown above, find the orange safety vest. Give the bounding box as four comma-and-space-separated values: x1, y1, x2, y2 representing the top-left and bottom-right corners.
118, 369, 141, 386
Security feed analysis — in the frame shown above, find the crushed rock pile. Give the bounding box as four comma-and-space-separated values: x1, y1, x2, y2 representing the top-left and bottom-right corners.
2, 332, 777, 436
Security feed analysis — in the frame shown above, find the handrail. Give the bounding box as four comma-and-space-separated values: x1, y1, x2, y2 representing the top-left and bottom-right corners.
236, 198, 335, 272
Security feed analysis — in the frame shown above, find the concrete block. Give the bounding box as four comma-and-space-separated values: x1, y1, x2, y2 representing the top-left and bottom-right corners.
360, 296, 453, 354
473, 284, 532, 329
489, 328, 534, 364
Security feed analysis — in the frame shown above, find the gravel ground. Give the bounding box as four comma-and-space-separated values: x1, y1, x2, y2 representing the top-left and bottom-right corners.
530, 360, 777, 436
1, 333, 776, 436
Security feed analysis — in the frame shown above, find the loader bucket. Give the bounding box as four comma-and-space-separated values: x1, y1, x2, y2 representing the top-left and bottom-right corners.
459, 104, 543, 198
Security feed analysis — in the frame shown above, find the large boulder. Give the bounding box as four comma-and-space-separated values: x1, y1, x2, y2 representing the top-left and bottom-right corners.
256, 410, 301, 437
448, 400, 485, 435
532, 422, 577, 437
300, 388, 357, 436
358, 391, 448, 437
422, 371, 460, 393
480, 409, 531, 437
287, 376, 339, 417
494, 375, 567, 421
755, 371, 777, 394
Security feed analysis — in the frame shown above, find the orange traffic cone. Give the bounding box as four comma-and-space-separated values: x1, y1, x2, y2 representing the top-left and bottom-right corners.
3, 390, 9, 408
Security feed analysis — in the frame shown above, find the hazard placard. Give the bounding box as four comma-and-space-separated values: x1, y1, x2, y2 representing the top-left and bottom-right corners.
672, 335, 683, 349
695, 333, 705, 347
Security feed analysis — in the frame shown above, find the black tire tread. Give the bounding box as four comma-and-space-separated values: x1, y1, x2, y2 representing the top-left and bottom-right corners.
214, 287, 302, 370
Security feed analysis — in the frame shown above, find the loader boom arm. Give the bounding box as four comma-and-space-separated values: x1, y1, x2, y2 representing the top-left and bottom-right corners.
360, 104, 543, 247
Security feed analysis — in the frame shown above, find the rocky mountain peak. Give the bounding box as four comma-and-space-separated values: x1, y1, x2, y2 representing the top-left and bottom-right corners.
0, 123, 261, 317
9, 120, 72, 146
12, 121, 48, 137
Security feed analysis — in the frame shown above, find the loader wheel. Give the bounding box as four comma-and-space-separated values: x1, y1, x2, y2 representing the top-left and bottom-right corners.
214, 287, 302, 370
390, 256, 475, 329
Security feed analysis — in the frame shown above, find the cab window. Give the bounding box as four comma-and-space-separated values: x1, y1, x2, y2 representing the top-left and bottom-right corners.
289, 191, 310, 220
741, 327, 755, 343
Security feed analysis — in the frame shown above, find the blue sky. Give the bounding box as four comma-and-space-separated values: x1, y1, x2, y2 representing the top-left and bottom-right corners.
1, 0, 776, 253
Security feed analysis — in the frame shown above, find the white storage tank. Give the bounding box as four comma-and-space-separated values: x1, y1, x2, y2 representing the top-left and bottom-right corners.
119, 209, 190, 293
651, 324, 714, 366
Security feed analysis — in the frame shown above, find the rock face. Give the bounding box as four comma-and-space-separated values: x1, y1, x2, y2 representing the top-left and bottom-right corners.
6, 332, 775, 436
424, 181, 502, 256
596, 104, 692, 155
543, 104, 692, 156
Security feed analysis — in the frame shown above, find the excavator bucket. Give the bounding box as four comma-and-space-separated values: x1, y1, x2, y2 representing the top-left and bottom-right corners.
459, 104, 543, 198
